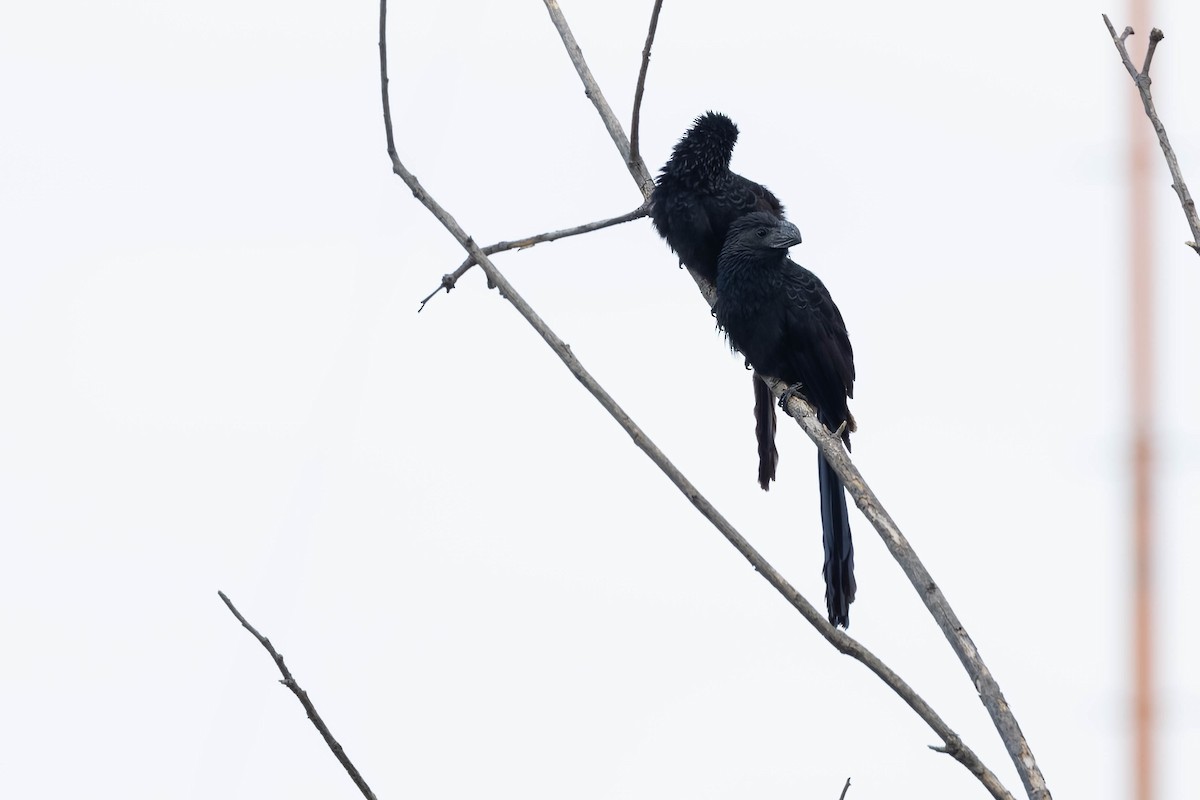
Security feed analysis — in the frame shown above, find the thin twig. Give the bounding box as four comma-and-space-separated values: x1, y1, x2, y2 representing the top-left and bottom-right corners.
1103, 14, 1200, 255
542, 0, 655, 198
218, 591, 378, 800
418, 202, 650, 311
380, 6, 1012, 798
629, 0, 664, 171
837, 777, 852, 800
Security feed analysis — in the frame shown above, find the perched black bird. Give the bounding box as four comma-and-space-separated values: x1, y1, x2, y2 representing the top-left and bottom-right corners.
650, 112, 789, 491
715, 211, 857, 628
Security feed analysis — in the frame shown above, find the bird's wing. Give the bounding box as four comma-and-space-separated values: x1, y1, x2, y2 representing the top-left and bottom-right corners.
777, 260, 855, 425
651, 183, 718, 276
741, 176, 785, 217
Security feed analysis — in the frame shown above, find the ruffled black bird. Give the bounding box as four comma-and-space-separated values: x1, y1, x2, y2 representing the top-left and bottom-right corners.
715, 211, 858, 628
650, 112, 789, 491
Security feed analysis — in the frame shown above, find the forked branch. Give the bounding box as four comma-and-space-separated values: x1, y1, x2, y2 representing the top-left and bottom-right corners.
542, 0, 655, 197
629, 0, 664, 169
418, 202, 649, 311
1102, 13, 1200, 255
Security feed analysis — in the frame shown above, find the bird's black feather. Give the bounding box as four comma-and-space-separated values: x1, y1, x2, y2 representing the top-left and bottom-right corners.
715, 211, 857, 628
650, 112, 784, 285
650, 112, 786, 488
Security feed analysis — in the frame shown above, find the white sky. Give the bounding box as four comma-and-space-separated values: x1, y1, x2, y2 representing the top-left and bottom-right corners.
3, 1, 1199, 798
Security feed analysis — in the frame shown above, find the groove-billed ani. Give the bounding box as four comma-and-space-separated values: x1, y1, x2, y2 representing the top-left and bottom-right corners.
650, 112, 790, 491
715, 211, 858, 628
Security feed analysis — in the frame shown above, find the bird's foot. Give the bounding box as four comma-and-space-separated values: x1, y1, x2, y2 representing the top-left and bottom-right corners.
778, 382, 805, 410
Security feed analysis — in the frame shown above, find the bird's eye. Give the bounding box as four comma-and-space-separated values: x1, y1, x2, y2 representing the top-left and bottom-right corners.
756, 228, 766, 237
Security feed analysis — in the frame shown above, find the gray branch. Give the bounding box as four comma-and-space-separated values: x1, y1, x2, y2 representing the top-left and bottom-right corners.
629, 0, 664, 170
1103, 13, 1200, 256
418, 202, 649, 311
218, 591, 379, 800
381, 3, 1015, 798
542, 0, 655, 198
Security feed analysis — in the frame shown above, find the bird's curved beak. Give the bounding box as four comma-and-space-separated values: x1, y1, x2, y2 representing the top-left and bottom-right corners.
769, 220, 802, 250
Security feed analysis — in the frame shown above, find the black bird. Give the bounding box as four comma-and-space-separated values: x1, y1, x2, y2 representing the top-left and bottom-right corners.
650, 112, 789, 491
715, 211, 857, 628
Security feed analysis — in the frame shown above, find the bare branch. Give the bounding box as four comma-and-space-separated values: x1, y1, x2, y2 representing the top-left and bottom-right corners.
380, 6, 1013, 797
542, 0, 655, 198
1141, 28, 1163, 77
218, 591, 378, 800
837, 777, 852, 800
629, 0, 664, 170
418, 202, 650, 312
1102, 16, 1140, 81
1103, 14, 1200, 256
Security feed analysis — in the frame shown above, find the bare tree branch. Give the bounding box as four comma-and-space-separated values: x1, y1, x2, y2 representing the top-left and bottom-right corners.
629, 0, 664, 170
837, 777, 852, 800
381, 5, 1014, 798
416, 0, 663, 312
1103, 13, 1200, 256
542, 0, 655, 198
418, 202, 650, 311
218, 591, 378, 800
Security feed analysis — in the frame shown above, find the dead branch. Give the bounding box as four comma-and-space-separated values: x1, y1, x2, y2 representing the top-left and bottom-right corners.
542, 0, 655, 198
1102, 14, 1200, 255
629, 0, 664, 170
418, 202, 649, 311
218, 591, 378, 800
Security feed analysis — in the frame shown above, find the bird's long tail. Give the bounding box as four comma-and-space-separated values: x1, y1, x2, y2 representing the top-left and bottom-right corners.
818, 452, 855, 627
753, 375, 778, 491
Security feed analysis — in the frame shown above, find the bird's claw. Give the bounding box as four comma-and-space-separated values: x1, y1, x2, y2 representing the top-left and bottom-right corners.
778, 382, 805, 410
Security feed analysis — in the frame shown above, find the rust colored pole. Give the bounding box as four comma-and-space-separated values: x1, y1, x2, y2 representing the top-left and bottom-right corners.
1127, 1, 1155, 798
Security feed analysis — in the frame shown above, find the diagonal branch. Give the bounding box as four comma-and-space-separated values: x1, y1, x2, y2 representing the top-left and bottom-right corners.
764, 375, 1049, 800
1102, 14, 1200, 256
629, 0, 664, 171
381, 4, 1013, 798
218, 591, 379, 800
542, 0, 655, 198
418, 202, 650, 311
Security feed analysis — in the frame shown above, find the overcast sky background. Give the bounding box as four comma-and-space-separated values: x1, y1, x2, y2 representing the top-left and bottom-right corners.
3, 1, 1199, 798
